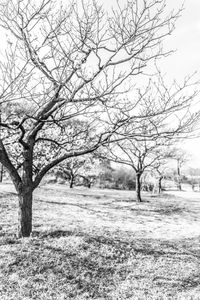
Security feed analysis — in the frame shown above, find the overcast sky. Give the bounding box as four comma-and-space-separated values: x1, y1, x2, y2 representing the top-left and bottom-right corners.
161, 0, 200, 79
1, 0, 200, 167
101, 0, 200, 167
158, 0, 200, 167
101, 0, 200, 80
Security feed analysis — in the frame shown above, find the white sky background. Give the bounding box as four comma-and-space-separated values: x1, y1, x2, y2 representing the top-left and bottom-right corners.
161, 0, 200, 168
101, 0, 200, 168
0, 0, 199, 167
157, 0, 200, 168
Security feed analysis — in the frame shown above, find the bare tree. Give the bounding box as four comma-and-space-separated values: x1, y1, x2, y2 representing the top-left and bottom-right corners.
187, 168, 200, 191
105, 75, 199, 202
153, 157, 171, 194
107, 132, 170, 202
56, 158, 86, 189
0, 0, 182, 237
169, 148, 188, 190
56, 153, 100, 188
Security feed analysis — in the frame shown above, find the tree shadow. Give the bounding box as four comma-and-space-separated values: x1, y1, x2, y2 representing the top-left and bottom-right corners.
31, 229, 79, 238
0, 191, 17, 198
3, 229, 200, 299
36, 199, 104, 214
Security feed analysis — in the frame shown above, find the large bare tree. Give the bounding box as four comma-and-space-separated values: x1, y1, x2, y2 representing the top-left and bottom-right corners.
0, 0, 188, 237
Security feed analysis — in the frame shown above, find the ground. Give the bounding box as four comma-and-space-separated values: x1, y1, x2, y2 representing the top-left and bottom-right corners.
0, 182, 200, 300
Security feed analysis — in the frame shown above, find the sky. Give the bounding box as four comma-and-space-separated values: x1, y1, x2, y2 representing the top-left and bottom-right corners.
159, 0, 200, 167
1, 0, 200, 168
160, 0, 200, 80
158, 0, 200, 167
101, 0, 200, 168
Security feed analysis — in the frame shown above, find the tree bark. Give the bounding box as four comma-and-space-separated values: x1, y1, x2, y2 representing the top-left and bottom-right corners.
69, 176, 74, 188
177, 160, 182, 191
17, 145, 34, 238
87, 181, 91, 188
158, 176, 163, 194
135, 172, 142, 202
18, 187, 33, 238
0, 163, 3, 182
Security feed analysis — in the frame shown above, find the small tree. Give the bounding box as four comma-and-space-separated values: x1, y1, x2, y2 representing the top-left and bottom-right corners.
170, 148, 188, 190
107, 134, 169, 201
151, 147, 178, 193
153, 161, 170, 194
185, 167, 200, 191
57, 158, 86, 189
56, 153, 101, 188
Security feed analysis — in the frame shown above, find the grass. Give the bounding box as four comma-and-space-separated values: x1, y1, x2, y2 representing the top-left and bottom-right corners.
1, 183, 200, 299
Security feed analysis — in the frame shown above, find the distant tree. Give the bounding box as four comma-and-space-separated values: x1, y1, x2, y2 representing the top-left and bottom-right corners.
105, 74, 199, 202
98, 159, 114, 189
107, 137, 170, 201
57, 158, 86, 189
186, 168, 200, 191
78, 157, 101, 188
111, 167, 136, 190
56, 153, 101, 188
170, 148, 188, 190
152, 162, 170, 194
151, 147, 177, 193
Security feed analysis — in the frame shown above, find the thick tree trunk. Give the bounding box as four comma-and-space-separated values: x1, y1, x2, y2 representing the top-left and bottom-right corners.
18, 187, 33, 238
135, 172, 142, 202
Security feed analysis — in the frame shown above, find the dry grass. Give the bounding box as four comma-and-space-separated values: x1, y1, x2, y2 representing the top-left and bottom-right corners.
1, 183, 200, 299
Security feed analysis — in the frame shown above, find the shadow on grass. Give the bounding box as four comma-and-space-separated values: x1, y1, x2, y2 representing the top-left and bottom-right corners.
130, 206, 186, 216
2, 229, 200, 299
32, 229, 196, 259
112, 198, 150, 203
153, 273, 200, 289
0, 236, 20, 245
36, 198, 101, 209
32, 229, 76, 238
0, 192, 17, 199
36, 196, 185, 217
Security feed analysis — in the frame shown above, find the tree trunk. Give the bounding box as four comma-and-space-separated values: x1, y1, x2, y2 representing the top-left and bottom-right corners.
192, 182, 195, 191
18, 187, 33, 238
0, 163, 3, 182
158, 176, 163, 194
69, 176, 74, 188
135, 172, 142, 202
177, 180, 182, 191
87, 181, 91, 188
177, 160, 182, 191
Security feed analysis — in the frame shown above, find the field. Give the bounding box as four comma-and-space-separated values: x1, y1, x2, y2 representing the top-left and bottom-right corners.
0, 183, 200, 300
